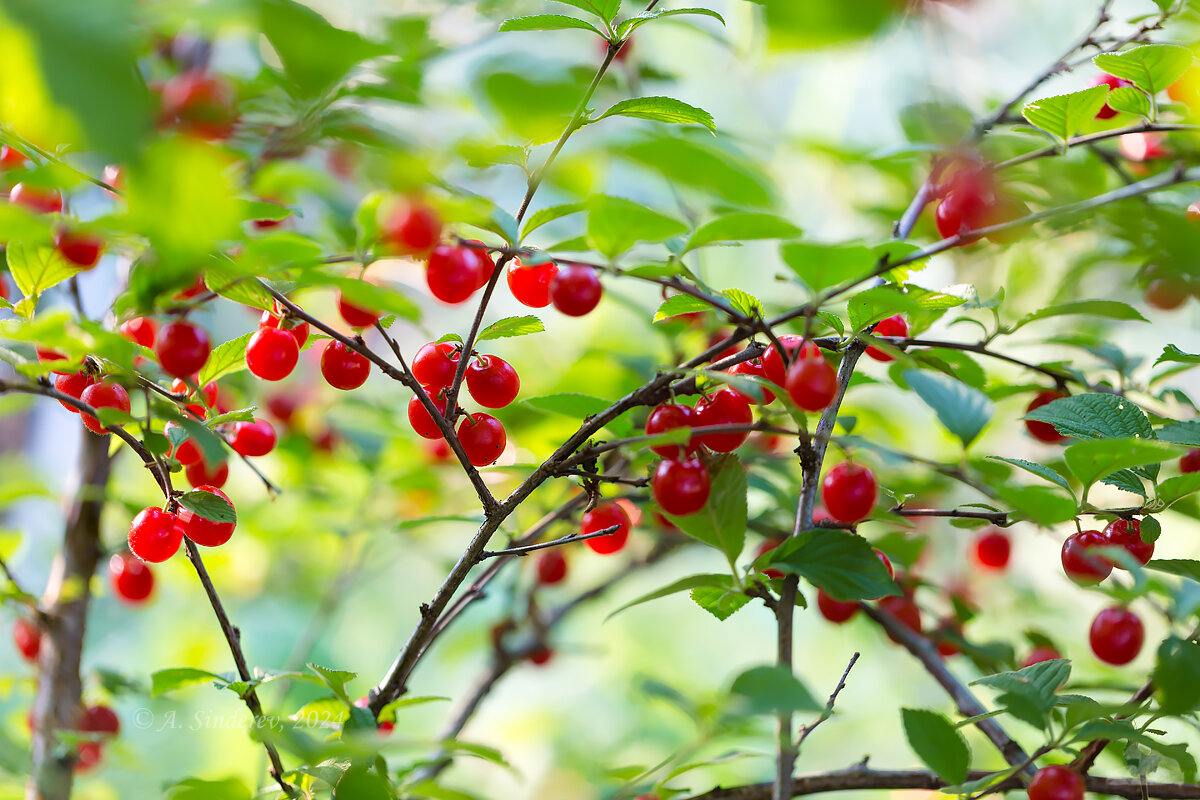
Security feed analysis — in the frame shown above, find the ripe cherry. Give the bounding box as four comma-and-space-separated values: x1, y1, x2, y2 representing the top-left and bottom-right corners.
763, 336, 819, 387
381, 197, 442, 255
785, 350, 838, 411
1061, 530, 1112, 584
155, 320, 210, 379
175, 275, 208, 300
1182, 449, 1200, 473
259, 308, 309, 348
119, 317, 157, 349
1118, 132, 1168, 162
878, 592, 923, 643
1022, 646, 1062, 668
817, 589, 860, 624
1103, 518, 1153, 567
935, 189, 991, 240
245, 326, 299, 381
1025, 391, 1067, 444
692, 388, 753, 452
1091, 73, 1134, 120
821, 463, 877, 523
426, 244, 488, 304
646, 403, 694, 459
457, 413, 506, 466
36, 348, 72, 375
0, 145, 27, 169
80, 705, 120, 735
529, 645, 554, 666
177, 486, 236, 547
727, 357, 775, 403
408, 387, 448, 440
972, 528, 1011, 571
230, 419, 276, 457
127, 507, 184, 563
337, 292, 380, 328
581, 502, 632, 555
866, 315, 908, 362
170, 378, 219, 413
108, 551, 154, 604
465, 355, 520, 408
164, 421, 202, 466
1145, 277, 1189, 310
412, 342, 460, 388
54, 372, 95, 413
549, 265, 602, 317
184, 457, 228, 489
1089, 606, 1144, 665
465, 240, 496, 289
321, 340, 370, 390
506, 257, 558, 308
8, 182, 63, 214
653, 458, 711, 516
536, 549, 568, 585
79, 381, 131, 435
13, 618, 41, 663
54, 229, 103, 269
265, 394, 300, 426
159, 70, 237, 139
1028, 765, 1083, 800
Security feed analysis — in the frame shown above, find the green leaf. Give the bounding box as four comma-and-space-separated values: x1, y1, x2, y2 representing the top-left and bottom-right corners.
721, 288, 763, 318
585, 195, 688, 259
1107, 86, 1152, 119
1155, 637, 1200, 715
729, 665, 821, 716
664, 454, 746, 564
205, 261, 277, 312
498, 14, 604, 34
780, 241, 874, 293
551, 0, 616, 19
521, 393, 612, 418
684, 213, 801, 252
1157, 419, 1200, 447
307, 663, 356, 705
689, 585, 752, 621
617, 7, 726, 38
164, 778, 252, 800
1157, 473, 1200, 507
759, 530, 899, 601
1014, 300, 1148, 330
654, 294, 711, 322
151, 668, 223, 697
477, 315, 544, 342
1094, 45, 1194, 98
1146, 559, 1200, 582
847, 286, 963, 332
1155, 345, 1200, 367
1022, 86, 1110, 142
521, 202, 585, 239
5, 243, 77, 302
903, 369, 993, 447
1024, 393, 1154, 443
971, 659, 1069, 729
901, 708, 970, 783
593, 97, 715, 133
177, 490, 235, 524
606, 574, 733, 619
303, 272, 420, 321
260, 0, 388, 97
198, 333, 253, 386
987, 457, 1075, 496
175, 418, 227, 469
1063, 438, 1182, 489
993, 484, 1077, 526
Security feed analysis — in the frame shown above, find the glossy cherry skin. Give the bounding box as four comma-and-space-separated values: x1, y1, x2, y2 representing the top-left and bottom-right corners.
13, 618, 41, 663
155, 320, 211, 379
785, 352, 838, 411
108, 551, 154, 603
972, 529, 1011, 570
821, 463, 877, 523
412, 342, 460, 388
79, 381, 131, 435
935, 189, 991, 240
506, 257, 558, 308
245, 326, 299, 381
177, 486, 236, 547
408, 387, 447, 440
54, 229, 103, 269
653, 458, 711, 516
645, 403, 694, 459
549, 265, 602, 316
320, 341, 370, 390
1182, 449, 1200, 473
692, 388, 753, 452
817, 589, 860, 624
8, 182, 63, 214
763, 335, 819, 387
1145, 278, 1188, 310
465, 355, 520, 408
1022, 646, 1063, 668
581, 502, 631, 555
866, 315, 908, 362
0, 145, 27, 169
230, 419, 276, 457
1028, 765, 1084, 800
381, 198, 442, 255
1089, 606, 1144, 665
54, 372, 95, 413
337, 292, 380, 328
1025, 391, 1067, 444
259, 308, 309, 348
119, 317, 157, 349
535, 549, 568, 585
185, 457, 228, 489
1103, 518, 1153, 567
457, 413, 506, 466
1061, 530, 1112, 584
878, 592, 923, 643
465, 240, 496, 289
1091, 73, 1134, 119
727, 357, 776, 403
426, 244, 487, 304
127, 507, 184, 563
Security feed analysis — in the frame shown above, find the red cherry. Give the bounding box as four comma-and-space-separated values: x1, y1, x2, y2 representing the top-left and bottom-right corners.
1022, 646, 1062, 668
457, 413, 506, 466
581, 502, 632, 555
79, 381, 131, 435
8, 182, 63, 214
54, 229, 103, 269
1182, 449, 1200, 473
821, 463, 877, 523
535, 549, 568, 585
465, 355, 520, 408
875, 548, 896, 579
408, 386, 448, 440
506, 257, 558, 308
653, 458, 711, 516
13, 618, 41, 663
935, 189, 991, 240
1118, 132, 1168, 162
785, 351, 838, 411
119, 317, 157, 349
727, 357, 776, 403
336, 292, 380, 328
878, 592, 923, 643
184, 458, 228, 489
426, 244, 487, 304
1089, 606, 1144, 665
36, 348, 71, 375
1145, 278, 1189, 310
935, 619, 963, 657
259, 308, 309, 348
75, 742, 103, 772
762, 335, 819, 387
412, 342, 460, 388
245, 326, 299, 381
230, 419, 276, 457
0, 145, 27, 169
549, 265, 602, 317
1061, 530, 1112, 584
972, 529, 1011, 570
1091, 73, 1134, 120
424, 438, 453, 463
377, 720, 395, 735
170, 378, 219, 411
1103, 518, 1153, 567
0, 273, 8, 302
127, 507, 184, 563
108, 552, 154, 604
464, 240, 496, 289
177, 486, 236, 547
692, 388, 753, 453
265, 394, 300, 426
320, 341, 370, 390
818, 589, 860, 623
529, 645, 554, 666
866, 315, 908, 362
381, 197, 442, 255
80, 705, 120, 735
54, 372, 95, 413
175, 275, 208, 301
155, 321, 211, 379
160, 70, 237, 139
646, 403, 694, 459
1028, 765, 1084, 800
164, 421, 202, 466
1025, 391, 1067, 444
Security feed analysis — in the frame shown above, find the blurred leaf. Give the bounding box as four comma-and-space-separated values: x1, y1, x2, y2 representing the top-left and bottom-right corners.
847, 286, 963, 332
781, 242, 873, 293
618, 133, 776, 208
617, 7, 725, 38
260, 0, 388, 97
685, 213, 800, 252
729, 665, 821, 715
757, 0, 893, 50
1157, 473, 1200, 507
903, 369, 993, 447
899, 102, 973, 145
593, 96, 715, 132
585, 195, 687, 259
498, 14, 604, 34
987, 457, 1075, 496
1013, 300, 1147, 330
1146, 559, 1200, 582
1063, 438, 1182, 489
902, 708, 969, 783
477, 315, 544, 342
760, 529, 899, 601
164, 778, 252, 800
521, 393, 611, 418
1022, 86, 1108, 142
1155, 637, 1200, 715
1094, 45, 1193, 98
664, 454, 746, 564
152, 668, 223, 697
177, 489, 235, 524
994, 484, 1077, 525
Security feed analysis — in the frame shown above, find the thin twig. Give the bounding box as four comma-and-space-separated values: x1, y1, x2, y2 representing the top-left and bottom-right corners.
795, 652, 860, 750
477, 526, 619, 561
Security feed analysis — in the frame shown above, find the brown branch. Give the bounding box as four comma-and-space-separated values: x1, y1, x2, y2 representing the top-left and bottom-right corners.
795, 653, 859, 751
995, 123, 1199, 171
1072, 678, 1156, 773
891, 506, 1011, 526
476, 525, 619, 560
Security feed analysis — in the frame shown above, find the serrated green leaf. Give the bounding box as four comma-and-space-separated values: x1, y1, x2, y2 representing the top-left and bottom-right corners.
198, 333, 253, 386
684, 213, 800, 252
901, 708, 970, 783
1146, 559, 1200, 581
663, 454, 746, 564
151, 668, 223, 697
477, 315, 544, 342
1155, 345, 1200, 367
1107, 86, 1152, 118
307, 663, 356, 704
986, 456, 1075, 496
1094, 45, 1194, 98
654, 294, 711, 322
593, 97, 715, 133
721, 287, 762, 318
1024, 393, 1154, 451
6, 243, 77, 303
729, 665, 821, 715
759, 530, 899, 601
498, 14, 604, 34
177, 489, 236, 524
607, 574, 736, 619
1157, 419, 1200, 447
903, 369, 993, 447
1022, 85, 1109, 142
617, 7, 725, 38
689, 585, 751, 621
